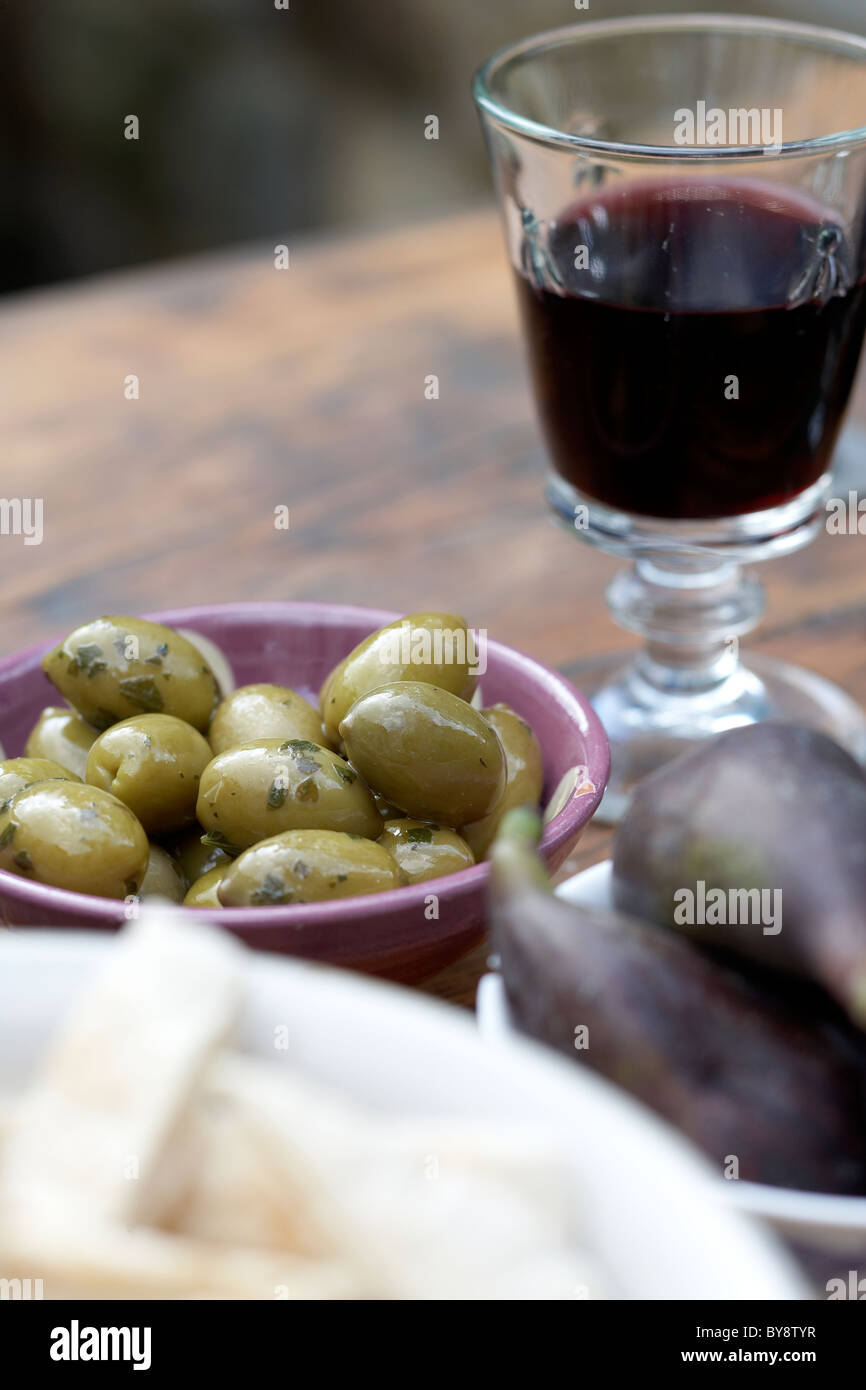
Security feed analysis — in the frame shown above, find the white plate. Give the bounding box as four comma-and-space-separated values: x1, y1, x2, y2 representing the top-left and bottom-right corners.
477, 860, 866, 1252
0, 930, 804, 1300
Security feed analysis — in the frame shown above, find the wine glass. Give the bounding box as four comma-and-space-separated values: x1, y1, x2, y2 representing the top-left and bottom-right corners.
474, 15, 866, 819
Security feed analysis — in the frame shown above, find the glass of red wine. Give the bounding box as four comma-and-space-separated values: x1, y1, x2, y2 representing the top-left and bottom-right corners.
474, 15, 866, 818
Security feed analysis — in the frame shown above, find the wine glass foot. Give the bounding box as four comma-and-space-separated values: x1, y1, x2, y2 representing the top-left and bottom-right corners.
580, 651, 866, 824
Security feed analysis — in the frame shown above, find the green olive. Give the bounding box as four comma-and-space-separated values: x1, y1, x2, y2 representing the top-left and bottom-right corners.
24, 707, 98, 779
218, 829, 404, 906
42, 616, 220, 732
167, 824, 233, 882
378, 819, 474, 884
196, 738, 381, 850
182, 865, 228, 907
140, 844, 187, 902
208, 683, 322, 755
462, 705, 544, 859
0, 756, 81, 811
339, 682, 505, 824
319, 613, 478, 744
85, 714, 212, 835
0, 780, 149, 898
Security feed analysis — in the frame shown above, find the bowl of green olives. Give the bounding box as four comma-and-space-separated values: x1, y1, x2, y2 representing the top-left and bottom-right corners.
0, 603, 608, 981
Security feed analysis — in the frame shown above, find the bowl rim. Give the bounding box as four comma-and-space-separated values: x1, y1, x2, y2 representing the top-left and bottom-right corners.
0, 600, 610, 927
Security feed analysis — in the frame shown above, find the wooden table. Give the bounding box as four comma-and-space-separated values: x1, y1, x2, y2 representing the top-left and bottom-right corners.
3, 207, 866, 1008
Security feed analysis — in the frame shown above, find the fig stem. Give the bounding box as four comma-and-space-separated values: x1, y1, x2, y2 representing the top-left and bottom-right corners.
490, 808, 552, 895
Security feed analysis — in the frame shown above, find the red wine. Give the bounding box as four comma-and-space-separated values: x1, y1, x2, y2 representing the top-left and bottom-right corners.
515, 181, 866, 520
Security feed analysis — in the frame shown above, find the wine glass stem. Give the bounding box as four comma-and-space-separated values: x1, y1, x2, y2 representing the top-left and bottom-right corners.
606, 556, 766, 695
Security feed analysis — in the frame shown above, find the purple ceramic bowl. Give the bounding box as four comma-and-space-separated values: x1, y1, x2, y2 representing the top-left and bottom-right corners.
0, 602, 609, 981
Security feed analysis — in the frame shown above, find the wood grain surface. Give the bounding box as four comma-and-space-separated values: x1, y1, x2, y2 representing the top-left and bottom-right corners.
2, 207, 866, 1006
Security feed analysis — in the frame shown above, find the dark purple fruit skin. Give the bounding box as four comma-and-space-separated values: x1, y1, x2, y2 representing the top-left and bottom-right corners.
492, 882, 866, 1195
612, 723, 866, 1023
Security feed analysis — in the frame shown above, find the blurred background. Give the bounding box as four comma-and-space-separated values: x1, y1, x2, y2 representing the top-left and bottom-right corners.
2, 0, 864, 296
